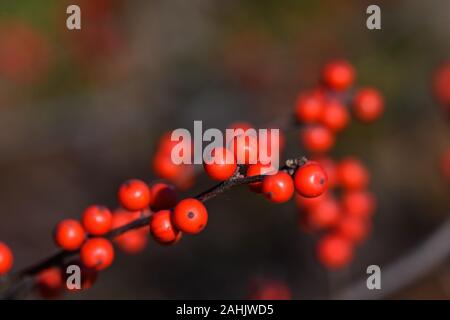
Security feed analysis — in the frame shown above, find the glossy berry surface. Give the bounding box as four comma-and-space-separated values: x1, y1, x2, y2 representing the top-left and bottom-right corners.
80, 238, 115, 271
246, 163, 276, 193
317, 234, 353, 269
150, 210, 182, 244
0, 242, 13, 275
321, 60, 355, 91
82, 205, 113, 236
54, 219, 86, 251
352, 88, 384, 123
262, 171, 295, 203
204, 147, 237, 181
118, 179, 152, 211
173, 198, 208, 234
294, 161, 328, 198
150, 182, 178, 211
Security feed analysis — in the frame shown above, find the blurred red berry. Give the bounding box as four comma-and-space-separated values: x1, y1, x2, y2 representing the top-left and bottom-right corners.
246, 163, 276, 193
262, 171, 294, 203
249, 279, 292, 300
295, 192, 329, 210
342, 190, 376, 219
320, 100, 350, 132
80, 238, 114, 271
321, 60, 355, 91
352, 88, 384, 123
112, 210, 148, 254
314, 157, 337, 188
337, 157, 370, 190
204, 147, 237, 181
295, 91, 324, 123
118, 179, 152, 211
64, 260, 98, 291
336, 215, 371, 244
150, 210, 182, 244
307, 197, 341, 230
231, 134, 259, 165
82, 205, 112, 236
294, 161, 328, 198
317, 234, 353, 269
173, 198, 208, 234
150, 182, 178, 211
36, 267, 63, 298
301, 125, 335, 153
0, 242, 13, 275
433, 62, 450, 107
54, 219, 86, 251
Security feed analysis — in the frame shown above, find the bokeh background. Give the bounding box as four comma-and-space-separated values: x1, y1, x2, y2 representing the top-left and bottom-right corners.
0, 0, 449, 299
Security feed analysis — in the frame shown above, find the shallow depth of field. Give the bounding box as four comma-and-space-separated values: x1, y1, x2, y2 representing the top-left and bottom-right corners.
0, 0, 449, 299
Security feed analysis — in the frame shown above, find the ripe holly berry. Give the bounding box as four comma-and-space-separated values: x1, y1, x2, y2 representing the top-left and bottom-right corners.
336, 158, 369, 190
336, 215, 370, 244
295, 91, 324, 123
294, 161, 328, 198
54, 219, 86, 251
301, 125, 335, 153
320, 100, 349, 132
173, 198, 208, 234
118, 179, 152, 211
262, 171, 295, 203
0, 242, 13, 275
321, 60, 355, 91
203, 147, 237, 181
80, 238, 115, 271
341, 190, 376, 219
433, 62, 450, 106
150, 210, 182, 244
352, 88, 384, 123
81, 205, 112, 236
307, 197, 341, 230
36, 267, 63, 298
317, 234, 353, 269
112, 210, 148, 254
231, 134, 259, 165
150, 182, 178, 211
246, 163, 276, 193
314, 157, 337, 188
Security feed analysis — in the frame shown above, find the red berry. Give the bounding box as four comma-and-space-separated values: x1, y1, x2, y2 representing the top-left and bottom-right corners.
301, 125, 335, 153
0, 242, 13, 275
262, 171, 294, 203
295, 192, 329, 210
295, 91, 324, 123
231, 134, 259, 165
440, 148, 450, 180
54, 219, 86, 251
321, 60, 355, 91
203, 147, 237, 181
112, 210, 148, 254
249, 279, 292, 300
352, 88, 384, 123
80, 238, 115, 271
150, 210, 182, 244
294, 161, 328, 198
246, 163, 276, 193
307, 197, 341, 230
118, 179, 152, 211
337, 158, 369, 190
433, 62, 450, 107
336, 215, 370, 244
314, 157, 337, 188
342, 190, 376, 219
150, 182, 178, 211
317, 234, 353, 269
82, 205, 112, 236
173, 198, 208, 234
152, 153, 195, 190
36, 267, 63, 298
320, 100, 349, 132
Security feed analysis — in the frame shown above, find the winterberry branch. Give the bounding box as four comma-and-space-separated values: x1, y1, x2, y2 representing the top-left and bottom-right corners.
0, 157, 307, 300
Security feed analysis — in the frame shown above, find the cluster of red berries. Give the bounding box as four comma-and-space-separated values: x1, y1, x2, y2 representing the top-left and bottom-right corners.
433, 62, 450, 181
291, 60, 383, 269
296, 60, 384, 154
